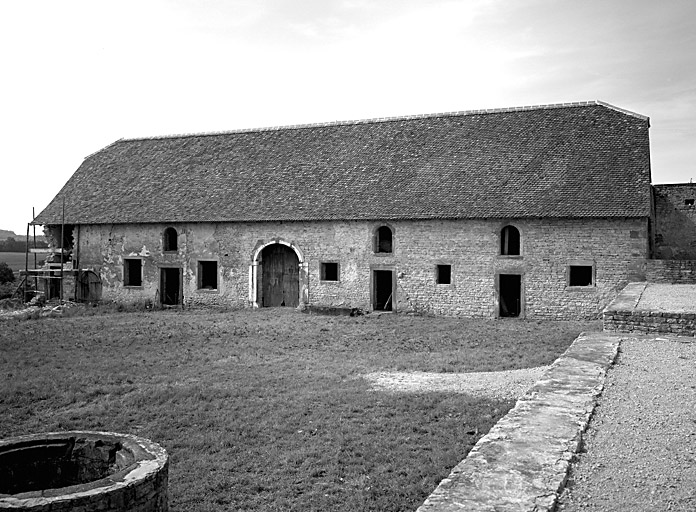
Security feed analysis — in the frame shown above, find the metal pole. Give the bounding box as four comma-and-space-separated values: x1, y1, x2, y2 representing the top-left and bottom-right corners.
32, 207, 37, 296
24, 222, 29, 302
60, 198, 65, 304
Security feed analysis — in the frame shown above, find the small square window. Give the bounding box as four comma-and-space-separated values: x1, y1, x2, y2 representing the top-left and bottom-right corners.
124, 259, 142, 287
568, 265, 593, 287
320, 262, 339, 282
198, 261, 218, 290
436, 264, 452, 285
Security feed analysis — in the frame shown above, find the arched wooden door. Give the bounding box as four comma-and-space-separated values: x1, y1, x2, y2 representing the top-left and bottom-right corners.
261, 244, 299, 307
76, 270, 102, 302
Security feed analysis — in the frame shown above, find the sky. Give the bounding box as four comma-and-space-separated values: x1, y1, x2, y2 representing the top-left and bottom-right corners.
1, 0, 695, 235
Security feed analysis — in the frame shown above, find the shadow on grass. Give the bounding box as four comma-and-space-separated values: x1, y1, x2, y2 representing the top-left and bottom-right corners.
0, 308, 597, 511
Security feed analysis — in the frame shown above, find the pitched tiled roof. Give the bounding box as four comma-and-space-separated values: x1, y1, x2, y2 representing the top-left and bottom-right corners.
35, 101, 652, 225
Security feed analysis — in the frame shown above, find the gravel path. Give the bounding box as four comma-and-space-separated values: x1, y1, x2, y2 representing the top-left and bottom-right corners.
637, 284, 696, 312
556, 336, 696, 511
363, 366, 549, 400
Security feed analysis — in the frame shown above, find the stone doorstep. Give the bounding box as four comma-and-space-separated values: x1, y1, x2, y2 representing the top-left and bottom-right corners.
417, 333, 620, 512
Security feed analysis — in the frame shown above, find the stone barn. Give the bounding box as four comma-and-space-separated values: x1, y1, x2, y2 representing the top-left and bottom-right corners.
33, 101, 654, 319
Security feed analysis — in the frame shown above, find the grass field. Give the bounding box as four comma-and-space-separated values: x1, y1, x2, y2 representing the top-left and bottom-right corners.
0, 308, 599, 511
0, 252, 35, 272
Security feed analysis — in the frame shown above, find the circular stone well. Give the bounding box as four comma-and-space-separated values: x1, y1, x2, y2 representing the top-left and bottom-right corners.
0, 431, 168, 511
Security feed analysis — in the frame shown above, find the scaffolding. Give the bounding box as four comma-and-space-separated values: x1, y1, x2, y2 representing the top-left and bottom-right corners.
19, 200, 74, 303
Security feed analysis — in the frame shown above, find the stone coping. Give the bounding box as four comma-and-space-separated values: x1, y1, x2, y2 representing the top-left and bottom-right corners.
603, 281, 646, 312
417, 333, 620, 512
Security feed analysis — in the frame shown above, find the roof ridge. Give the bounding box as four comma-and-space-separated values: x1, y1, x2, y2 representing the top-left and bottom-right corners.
83, 138, 125, 159
594, 101, 649, 121
116, 101, 647, 143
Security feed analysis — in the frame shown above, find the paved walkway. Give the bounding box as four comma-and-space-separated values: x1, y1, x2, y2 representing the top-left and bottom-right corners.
417, 332, 620, 512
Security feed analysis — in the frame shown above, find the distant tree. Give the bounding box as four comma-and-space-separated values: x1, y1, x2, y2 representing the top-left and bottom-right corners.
0, 262, 14, 284
0, 238, 48, 252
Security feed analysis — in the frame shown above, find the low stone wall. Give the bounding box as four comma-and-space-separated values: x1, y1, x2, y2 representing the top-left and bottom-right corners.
646, 259, 696, 284
603, 310, 696, 336
417, 334, 619, 512
601, 281, 696, 336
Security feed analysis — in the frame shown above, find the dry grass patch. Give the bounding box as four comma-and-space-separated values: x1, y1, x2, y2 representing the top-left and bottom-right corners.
0, 307, 599, 511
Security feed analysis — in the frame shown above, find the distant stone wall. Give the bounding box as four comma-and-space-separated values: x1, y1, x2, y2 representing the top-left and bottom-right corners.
74, 217, 649, 320
646, 259, 696, 283
653, 184, 696, 259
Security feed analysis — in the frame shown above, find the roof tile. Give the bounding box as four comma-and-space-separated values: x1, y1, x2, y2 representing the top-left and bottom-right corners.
34, 102, 652, 225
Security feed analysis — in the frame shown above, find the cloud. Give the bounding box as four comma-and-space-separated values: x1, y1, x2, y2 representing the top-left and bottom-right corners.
2, 0, 696, 232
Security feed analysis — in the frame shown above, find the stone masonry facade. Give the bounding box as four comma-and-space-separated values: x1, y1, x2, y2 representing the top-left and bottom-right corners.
74, 216, 649, 320
646, 259, 696, 284
653, 183, 696, 259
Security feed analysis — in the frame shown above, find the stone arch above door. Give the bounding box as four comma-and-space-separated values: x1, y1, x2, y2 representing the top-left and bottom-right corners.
249, 239, 308, 308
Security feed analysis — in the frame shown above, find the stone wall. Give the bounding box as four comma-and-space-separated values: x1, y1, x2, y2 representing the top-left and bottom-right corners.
653, 184, 696, 259
74, 217, 649, 320
646, 259, 696, 283
602, 281, 696, 336
603, 310, 696, 336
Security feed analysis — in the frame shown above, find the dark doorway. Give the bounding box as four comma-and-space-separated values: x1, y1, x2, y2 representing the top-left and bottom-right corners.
373, 270, 394, 311
76, 270, 102, 302
45, 272, 60, 300
261, 244, 299, 307
160, 268, 182, 306
499, 274, 521, 317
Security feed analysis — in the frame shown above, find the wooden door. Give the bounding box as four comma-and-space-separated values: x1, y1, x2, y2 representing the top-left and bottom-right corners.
76, 270, 102, 302
261, 244, 299, 307
160, 268, 182, 305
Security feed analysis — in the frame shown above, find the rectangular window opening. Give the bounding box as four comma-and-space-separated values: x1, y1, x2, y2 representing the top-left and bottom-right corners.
569, 265, 593, 287
124, 259, 142, 287
198, 261, 218, 290
320, 262, 339, 282
436, 264, 452, 285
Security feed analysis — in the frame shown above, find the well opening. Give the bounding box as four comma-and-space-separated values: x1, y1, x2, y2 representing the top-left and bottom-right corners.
0, 431, 168, 512
0, 436, 133, 495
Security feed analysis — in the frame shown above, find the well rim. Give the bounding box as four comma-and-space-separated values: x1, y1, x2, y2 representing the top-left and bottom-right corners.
0, 431, 168, 507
